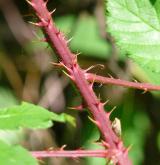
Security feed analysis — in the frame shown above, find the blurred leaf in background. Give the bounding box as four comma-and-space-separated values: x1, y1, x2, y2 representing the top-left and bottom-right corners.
56, 14, 111, 59
0, 88, 18, 108
0, 140, 38, 165
81, 116, 106, 165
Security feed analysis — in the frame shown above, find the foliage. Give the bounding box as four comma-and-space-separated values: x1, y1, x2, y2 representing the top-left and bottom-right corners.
107, 0, 160, 73
0, 102, 74, 164
0, 102, 75, 129
0, 88, 18, 108
56, 14, 111, 59
0, 140, 38, 165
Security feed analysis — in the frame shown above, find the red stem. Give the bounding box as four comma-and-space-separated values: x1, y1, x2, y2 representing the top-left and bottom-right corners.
86, 73, 160, 91
32, 150, 109, 158
28, 0, 132, 164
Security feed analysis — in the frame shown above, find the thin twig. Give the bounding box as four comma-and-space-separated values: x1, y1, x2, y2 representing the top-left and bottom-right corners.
86, 73, 160, 91
32, 150, 109, 158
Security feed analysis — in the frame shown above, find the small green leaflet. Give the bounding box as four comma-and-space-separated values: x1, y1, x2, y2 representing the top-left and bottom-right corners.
0, 102, 75, 130
0, 141, 38, 165
106, 0, 160, 72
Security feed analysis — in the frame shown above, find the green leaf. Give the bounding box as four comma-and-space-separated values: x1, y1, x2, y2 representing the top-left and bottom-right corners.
70, 15, 111, 59
0, 141, 38, 165
0, 88, 18, 108
54, 113, 76, 127
55, 15, 76, 35
0, 102, 75, 130
55, 14, 111, 59
0, 130, 24, 145
130, 62, 160, 96
106, 0, 160, 72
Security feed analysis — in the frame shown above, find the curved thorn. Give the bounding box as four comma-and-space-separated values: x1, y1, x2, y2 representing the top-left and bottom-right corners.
125, 145, 132, 154
76, 52, 81, 56
142, 88, 148, 94
68, 105, 84, 111
44, 0, 49, 6
133, 79, 138, 83
88, 116, 100, 127
50, 62, 63, 67
50, 8, 56, 15
26, 0, 34, 7
102, 99, 110, 106
47, 147, 54, 151
66, 37, 73, 44
62, 70, 74, 80
85, 64, 105, 73
89, 74, 97, 89
60, 144, 67, 151
107, 73, 113, 78
109, 106, 117, 114
28, 21, 44, 27
101, 140, 110, 148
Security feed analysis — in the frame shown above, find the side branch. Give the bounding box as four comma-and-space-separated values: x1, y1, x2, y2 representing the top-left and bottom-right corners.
86, 73, 160, 91
32, 150, 109, 158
